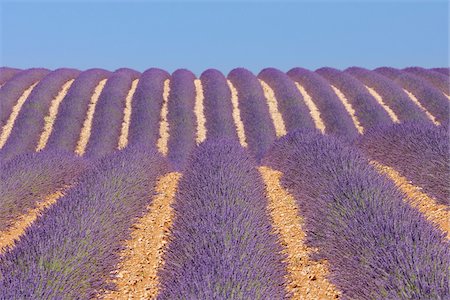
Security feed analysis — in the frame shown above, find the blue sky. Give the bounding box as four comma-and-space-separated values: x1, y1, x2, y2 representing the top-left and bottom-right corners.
0, 0, 448, 75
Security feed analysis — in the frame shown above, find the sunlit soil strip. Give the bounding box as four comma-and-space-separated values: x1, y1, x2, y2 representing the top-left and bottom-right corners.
294, 82, 326, 134
0, 82, 39, 149
118, 79, 139, 150
74, 79, 107, 156
103, 172, 181, 300
259, 166, 340, 299
402, 89, 440, 126
444, 93, 450, 101
331, 85, 364, 134
364, 85, 400, 123
227, 80, 248, 147
372, 161, 449, 239
36, 79, 75, 151
157, 79, 171, 156
194, 79, 207, 144
259, 79, 287, 137
0, 190, 65, 253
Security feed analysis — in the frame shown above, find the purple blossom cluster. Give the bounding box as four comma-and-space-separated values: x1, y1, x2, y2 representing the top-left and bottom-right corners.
0, 69, 80, 161
158, 139, 287, 299
166, 69, 197, 170
431, 67, 450, 76
404, 67, 450, 95
0, 68, 50, 128
258, 68, 316, 133
0, 67, 21, 85
287, 68, 359, 139
127, 68, 170, 148
45, 69, 111, 152
264, 129, 450, 299
316, 67, 393, 129
358, 122, 449, 206
0, 145, 168, 299
84, 68, 140, 159
200, 69, 239, 141
228, 68, 276, 161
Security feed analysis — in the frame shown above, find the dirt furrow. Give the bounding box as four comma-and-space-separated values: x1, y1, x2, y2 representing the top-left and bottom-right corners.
402, 89, 440, 125
294, 82, 325, 134
331, 85, 364, 134
118, 79, 139, 150
157, 79, 171, 156
227, 79, 248, 147
364, 85, 400, 123
259, 79, 287, 137
194, 79, 207, 144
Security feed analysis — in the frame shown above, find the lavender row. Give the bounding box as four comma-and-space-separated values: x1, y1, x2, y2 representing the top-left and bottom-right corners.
228, 68, 276, 161
166, 69, 197, 170
127, 68, 169, 148
316, 67, 393, 130
158, 139, 286, 299
0, 146, 168, 299
45, 69, 111, 152
375, 67, 449, 125
0, 150, 87, 231
200, 69, 239, 141
0, 67, 21, 86
0, 69, 80, 161
358, 122, 449, 206
264, 130, 449, 299
430, 67, 450, 76
0, 68, 50, 127
84, 68, 140, 159
258, 68, 316, 133
404, 67, 450, 95
288, 68, 359, 139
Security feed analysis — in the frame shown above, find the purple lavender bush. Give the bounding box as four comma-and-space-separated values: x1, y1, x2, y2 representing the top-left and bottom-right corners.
84, 68, 140, 159
258, 68, 316, 133
358, 122, 449, 206
166, 69, 197, 170
431, 67, 450, 76
0, 145, 168, 299
404, 67, 450, 95
0, 67, 21, 86
158, 139, 287, 299
316, 67, 393, 130
127, 68, 170, 148
45, 69, 111, 152
228, 68, 276, 161
0, 69, 80, 161
264, 130, 450, 299
200, 69, 239, 141
0, 68, 50, 127
287, 68, 359, 140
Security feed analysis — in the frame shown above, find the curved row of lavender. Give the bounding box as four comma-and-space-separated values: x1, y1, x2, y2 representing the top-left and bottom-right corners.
316, 67, 393, 130
264, 130, 450, 299
0, 69, 80, 161
200, 69, 239, 141
288, 68, 359, 139
0, 68, 50, 128
0, 150, 87, 232
258, 68, 316, 133
358, 122, 449, 206
84, 68, 140, 159
0, 146, 167, 299
375, 67, 449, 126
431, 67, 450, 76
158, 139, 287, 299
45, 69, 111, 152
345, 67, 431, 124
127, 68, 169, 148
0, 67, 21, 86
404, 67, 450, 95
166, 69, 197, 170
228, 68, 276, 161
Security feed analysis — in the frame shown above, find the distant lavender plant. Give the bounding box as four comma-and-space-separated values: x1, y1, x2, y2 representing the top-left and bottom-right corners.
158, 139, 287, 299
228, 68, 276, 161
430, 67, 450, 76
287, 68, 359, 140
258, 68, 316, 133
127, 68, 170, 148
316, 67, 393, 130
45, 69, 111, 152
0, 68, 50, 127
200, 69, 239, 141
0, 69, 80, 161
0, 145, 168, 299
0, 67, 21, 86
166, 69, 197, 170
358, 122, 449, 206
84, 68, 140, 159
264, 130, 450, 299
404, 67, 450, 95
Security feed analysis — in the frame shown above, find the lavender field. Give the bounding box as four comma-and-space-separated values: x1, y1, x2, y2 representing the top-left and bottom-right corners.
0, 66, 449, 299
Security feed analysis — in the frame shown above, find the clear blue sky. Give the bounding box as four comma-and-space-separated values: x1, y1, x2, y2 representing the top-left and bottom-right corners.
0, 0, 448, 75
